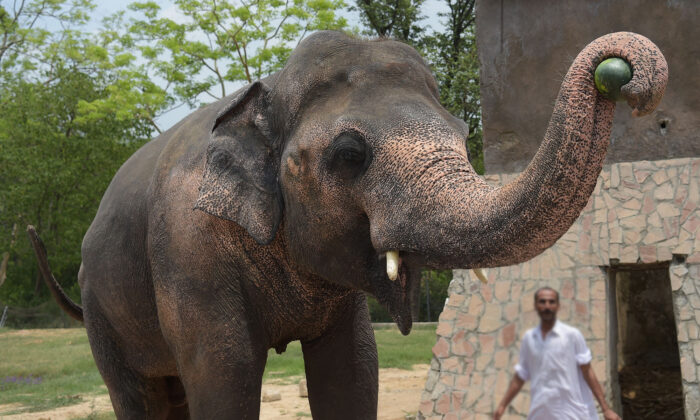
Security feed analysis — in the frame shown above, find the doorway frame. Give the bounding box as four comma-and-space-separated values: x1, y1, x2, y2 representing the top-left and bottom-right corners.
606, 260, 678, 417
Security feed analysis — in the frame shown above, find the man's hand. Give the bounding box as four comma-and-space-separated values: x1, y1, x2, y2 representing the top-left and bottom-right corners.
603, 408, 621, 420
580, 364, 621, 420
494, 374, 525, 420
493, 404, 506, 420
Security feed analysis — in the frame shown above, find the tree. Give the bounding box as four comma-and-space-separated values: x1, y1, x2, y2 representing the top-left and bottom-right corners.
0, 64, 151, 307
420, 0, 482, 173
419, 270, 451, 322
0, 1, 151, 307
80, 0, 349, 134
0, 0, 93, 84
352, 0, 425, 43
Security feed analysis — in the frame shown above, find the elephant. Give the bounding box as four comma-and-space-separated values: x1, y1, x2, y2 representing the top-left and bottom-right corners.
28, 30, 667, 419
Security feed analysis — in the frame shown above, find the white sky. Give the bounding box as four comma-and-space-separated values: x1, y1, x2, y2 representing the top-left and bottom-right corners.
88, 0, 449, 132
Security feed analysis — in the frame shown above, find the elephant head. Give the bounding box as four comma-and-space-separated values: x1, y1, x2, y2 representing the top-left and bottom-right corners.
196, 31, 667, 334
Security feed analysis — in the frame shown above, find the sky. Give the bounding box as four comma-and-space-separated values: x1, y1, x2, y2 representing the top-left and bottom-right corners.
88, 0, 450, 132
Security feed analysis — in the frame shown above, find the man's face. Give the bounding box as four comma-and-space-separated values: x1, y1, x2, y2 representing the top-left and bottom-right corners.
535, 289, 559, 322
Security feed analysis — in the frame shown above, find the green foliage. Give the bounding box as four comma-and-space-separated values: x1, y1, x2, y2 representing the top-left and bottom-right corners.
419, 0, 482, 174
419, 270, 451, 322
0, 0, 95, 83
366, 270, 451, 322
0, 66, 150, 306
1, 300, 83, 329
352, 0, 425, 42
366, 294, 391, 322
81, 0, 349, 134
0, 4, 152, 307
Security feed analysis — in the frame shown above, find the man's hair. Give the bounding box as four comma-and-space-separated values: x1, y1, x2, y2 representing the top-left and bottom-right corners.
534, 286, 559, 303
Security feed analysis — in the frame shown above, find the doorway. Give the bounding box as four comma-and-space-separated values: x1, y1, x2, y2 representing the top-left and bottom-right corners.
608, 263, 684, 419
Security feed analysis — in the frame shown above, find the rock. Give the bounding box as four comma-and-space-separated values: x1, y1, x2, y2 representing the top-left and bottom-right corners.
298, 379, 308, 397
261, 390, 281, 402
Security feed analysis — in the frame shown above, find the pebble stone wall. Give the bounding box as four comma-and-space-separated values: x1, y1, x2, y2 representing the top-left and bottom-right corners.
418, 157, 700, 419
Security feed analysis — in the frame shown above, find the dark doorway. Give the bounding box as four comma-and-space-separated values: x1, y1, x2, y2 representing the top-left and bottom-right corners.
608, 263, 684, 419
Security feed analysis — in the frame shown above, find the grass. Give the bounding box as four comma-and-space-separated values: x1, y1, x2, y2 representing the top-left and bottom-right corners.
263, 325, 436, 382
0, 328, 108, 415
0, 325, 436, 417
375, 325, 437, 369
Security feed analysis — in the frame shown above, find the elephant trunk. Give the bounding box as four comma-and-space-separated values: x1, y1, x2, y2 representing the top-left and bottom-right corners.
376, 32, 667, 270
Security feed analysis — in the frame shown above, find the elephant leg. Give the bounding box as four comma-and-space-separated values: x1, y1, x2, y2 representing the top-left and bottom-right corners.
164, 376, 189, 420
162, 316, 268, 419
97, 370, 187, 420
176, 339, 267, 418
301, 292, 378, 420
84, 315, 174, 419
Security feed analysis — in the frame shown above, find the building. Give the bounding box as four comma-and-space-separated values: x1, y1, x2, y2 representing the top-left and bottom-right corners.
419, 1, 700, 418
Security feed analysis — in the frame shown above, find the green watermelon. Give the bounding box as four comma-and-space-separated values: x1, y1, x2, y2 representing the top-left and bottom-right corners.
594, 57, 632, 101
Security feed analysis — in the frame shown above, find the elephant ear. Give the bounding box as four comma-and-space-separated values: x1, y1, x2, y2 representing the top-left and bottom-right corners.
195, 81, 282, 245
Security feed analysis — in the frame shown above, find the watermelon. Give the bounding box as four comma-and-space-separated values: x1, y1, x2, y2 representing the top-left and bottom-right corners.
594, 57, 632, 101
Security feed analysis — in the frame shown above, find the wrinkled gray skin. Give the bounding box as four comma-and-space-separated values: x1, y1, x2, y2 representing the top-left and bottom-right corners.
36, 30, 666, 419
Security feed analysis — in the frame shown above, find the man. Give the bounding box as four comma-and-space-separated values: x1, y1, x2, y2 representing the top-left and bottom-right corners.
493, 287, 621, 420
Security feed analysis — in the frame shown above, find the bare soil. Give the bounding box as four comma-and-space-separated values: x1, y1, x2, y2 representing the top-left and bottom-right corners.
260, 364, 429, 420
1, 365, 430, 420
0, 396, 113, 420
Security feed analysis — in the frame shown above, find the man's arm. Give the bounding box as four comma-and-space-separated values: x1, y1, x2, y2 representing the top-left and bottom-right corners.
493, 374, 525, 420
580, 363, 621, 420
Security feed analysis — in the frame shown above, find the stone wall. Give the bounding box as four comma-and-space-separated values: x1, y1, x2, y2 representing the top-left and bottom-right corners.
671, 261, 700, 418
418, 157, 700, 419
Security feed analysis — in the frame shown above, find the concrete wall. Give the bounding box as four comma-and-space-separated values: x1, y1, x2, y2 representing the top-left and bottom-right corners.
477, 0, 700, 174
418, 158, 700, 419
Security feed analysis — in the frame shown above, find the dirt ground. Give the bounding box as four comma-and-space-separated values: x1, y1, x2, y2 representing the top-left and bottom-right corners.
0, 364, 430, 420
619, 365, 684, 420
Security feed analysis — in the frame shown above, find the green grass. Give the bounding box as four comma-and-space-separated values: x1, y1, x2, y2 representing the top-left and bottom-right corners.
375, 326, 437, 369
0, 328, 108, 415
262, 326, 436, 381
0, 325, 436, 417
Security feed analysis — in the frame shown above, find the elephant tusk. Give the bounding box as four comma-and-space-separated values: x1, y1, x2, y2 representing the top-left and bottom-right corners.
386, 251, 399, 281
472, 268, 488, 284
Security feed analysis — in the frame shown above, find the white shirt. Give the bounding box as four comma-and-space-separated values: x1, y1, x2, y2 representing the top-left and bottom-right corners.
514, 321, 598, 420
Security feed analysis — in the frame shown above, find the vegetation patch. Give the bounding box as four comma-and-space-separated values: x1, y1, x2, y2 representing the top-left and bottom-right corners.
0, 329, 108, 415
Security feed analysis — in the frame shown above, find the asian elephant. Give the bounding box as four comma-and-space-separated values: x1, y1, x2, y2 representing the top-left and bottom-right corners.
28, 30, 666, 419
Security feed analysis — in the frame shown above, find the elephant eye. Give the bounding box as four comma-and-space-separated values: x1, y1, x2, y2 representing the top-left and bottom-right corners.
328, 132, 371, 179
338, 148, 364, 163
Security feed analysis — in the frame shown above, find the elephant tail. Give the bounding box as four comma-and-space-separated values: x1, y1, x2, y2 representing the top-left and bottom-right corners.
26, 225, 84, 322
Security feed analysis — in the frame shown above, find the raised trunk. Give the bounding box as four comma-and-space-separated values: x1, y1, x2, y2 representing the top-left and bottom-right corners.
382, 32, 667, 270
455, 32, 666, 268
